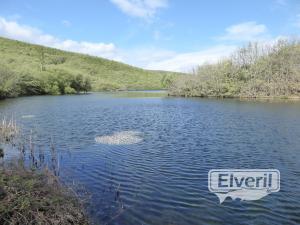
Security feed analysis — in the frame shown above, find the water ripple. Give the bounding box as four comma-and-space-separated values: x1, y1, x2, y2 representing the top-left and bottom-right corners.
0, 94, 300, 225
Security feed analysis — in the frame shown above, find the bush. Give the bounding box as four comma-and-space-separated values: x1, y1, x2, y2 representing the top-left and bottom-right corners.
17, 74, 46, 96
70, 74, 92, 93
0, 66, 18, 98
49, 56, 66, 65
49, 84, 60, 95
64, 86, 76, 94
94, 81, 121, 91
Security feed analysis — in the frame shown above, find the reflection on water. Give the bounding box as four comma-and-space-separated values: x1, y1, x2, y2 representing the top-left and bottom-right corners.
21, 115, 35, 119
111, 90, 168, 98
0, 93, 300, 225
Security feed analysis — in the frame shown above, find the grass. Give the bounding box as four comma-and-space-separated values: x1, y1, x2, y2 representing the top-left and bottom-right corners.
0, 36, 179, 98
0, 165, 89, 225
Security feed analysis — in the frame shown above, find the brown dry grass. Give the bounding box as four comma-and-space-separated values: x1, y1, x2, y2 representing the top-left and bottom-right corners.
0, 165, 89, 225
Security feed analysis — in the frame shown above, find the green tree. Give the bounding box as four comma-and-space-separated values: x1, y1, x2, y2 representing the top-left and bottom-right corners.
17, 74, 45, 96
70, 74, 84, 93
38, 47, 45, 72
82, 76, 92, 93
0, 66, 18, 98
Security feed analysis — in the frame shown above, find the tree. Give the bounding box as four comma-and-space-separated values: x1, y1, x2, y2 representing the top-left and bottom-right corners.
70, 74, 84, 93
161, 74, 174, 88
82, 76, 92, 93
17, 74, 45, 96
0, 66, 17, 98
38, 47, 45, 72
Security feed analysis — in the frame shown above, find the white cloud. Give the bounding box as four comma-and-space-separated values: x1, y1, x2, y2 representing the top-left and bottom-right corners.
219, 21, 269, 42
110, 0, 168, 19
144, 45, 237, 72
0, 17, 119, 60
122, 47, 175, 67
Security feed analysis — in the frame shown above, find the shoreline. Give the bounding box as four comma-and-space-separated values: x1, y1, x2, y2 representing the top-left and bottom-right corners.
0, 89, 167, 101
167, 93, 300, 101
1, 91, 300, 102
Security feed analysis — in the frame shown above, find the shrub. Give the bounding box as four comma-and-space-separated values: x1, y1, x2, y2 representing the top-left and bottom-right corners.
64, 86, 76, 94
0, 66, 18, 98
16, 74, 46, 96
49, 56, 66, 65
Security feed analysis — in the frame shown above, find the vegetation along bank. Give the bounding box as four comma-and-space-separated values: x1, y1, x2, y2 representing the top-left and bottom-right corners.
169, 39, 300, 99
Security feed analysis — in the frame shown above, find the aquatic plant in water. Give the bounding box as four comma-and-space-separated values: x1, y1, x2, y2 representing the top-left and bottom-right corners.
21, 115, 35, 119
0, 117, 19, 143
95, 131, 143, 145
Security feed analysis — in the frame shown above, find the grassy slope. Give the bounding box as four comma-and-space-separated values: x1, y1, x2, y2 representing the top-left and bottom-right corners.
0, 37, 178, 91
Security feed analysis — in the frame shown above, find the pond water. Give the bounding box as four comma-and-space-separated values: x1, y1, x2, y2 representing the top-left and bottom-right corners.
0, 92, 299, 225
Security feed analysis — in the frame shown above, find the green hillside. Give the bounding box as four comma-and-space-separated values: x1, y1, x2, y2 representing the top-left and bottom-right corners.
0, 37, 178, 98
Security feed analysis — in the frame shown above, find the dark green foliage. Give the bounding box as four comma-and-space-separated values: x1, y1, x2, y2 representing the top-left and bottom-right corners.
161, 73, 174, 88
169, 40, 300, 98
82, 76, 92, 93
0, 66, 19, 98
70, 74, 91, 93
49, 56, 66, 65
17, 74, 46, 96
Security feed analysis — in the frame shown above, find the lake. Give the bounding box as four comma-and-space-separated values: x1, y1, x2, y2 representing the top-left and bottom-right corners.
0, 92, 299, 225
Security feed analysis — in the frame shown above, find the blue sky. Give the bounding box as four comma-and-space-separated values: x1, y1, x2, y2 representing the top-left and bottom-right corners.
0, 0, 300, 71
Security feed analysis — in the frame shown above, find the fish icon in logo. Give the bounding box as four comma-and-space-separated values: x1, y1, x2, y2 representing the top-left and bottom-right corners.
208, 169, 280, 204
215, 188, 271, 203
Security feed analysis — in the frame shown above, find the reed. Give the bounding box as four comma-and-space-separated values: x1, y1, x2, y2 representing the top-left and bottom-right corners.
0, 116, 19, 143
0, 117, 90, 225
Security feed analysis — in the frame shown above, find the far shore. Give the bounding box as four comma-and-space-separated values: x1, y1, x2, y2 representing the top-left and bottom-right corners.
1, 91, 300, 102
168, 93, 300, 101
